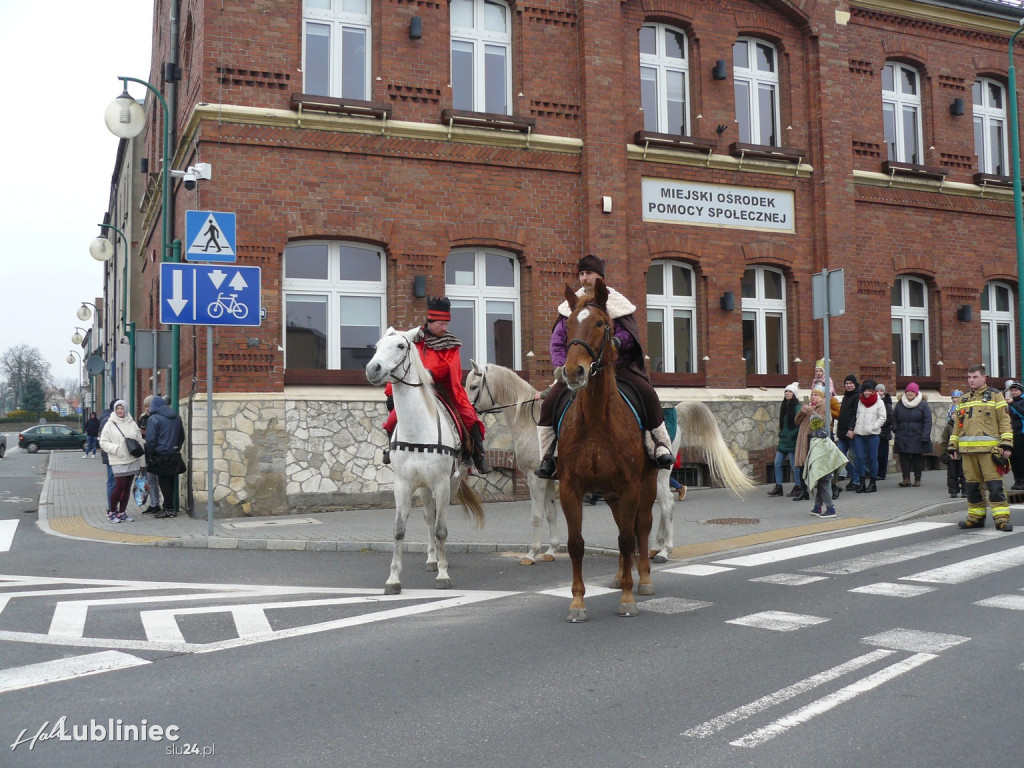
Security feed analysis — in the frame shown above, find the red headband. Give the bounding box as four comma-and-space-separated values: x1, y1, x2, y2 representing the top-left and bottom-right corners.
427, 309, 451, 322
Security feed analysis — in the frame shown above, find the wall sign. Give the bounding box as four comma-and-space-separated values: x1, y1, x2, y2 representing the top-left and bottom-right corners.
641, 178, 795, 233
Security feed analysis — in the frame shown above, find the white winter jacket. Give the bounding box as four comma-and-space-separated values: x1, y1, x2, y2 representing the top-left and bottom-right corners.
853, 398, 887, 436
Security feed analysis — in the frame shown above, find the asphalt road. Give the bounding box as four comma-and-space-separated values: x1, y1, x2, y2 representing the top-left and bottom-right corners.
1, 438, 1022, 768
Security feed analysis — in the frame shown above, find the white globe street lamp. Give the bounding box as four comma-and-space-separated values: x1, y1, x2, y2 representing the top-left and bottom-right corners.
89, 237, 114, 262
103, 89, 147, 139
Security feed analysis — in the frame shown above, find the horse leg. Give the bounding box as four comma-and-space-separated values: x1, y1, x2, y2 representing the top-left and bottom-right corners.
542, 480, 561, 561
635, 477, 657, 597
429, 477, 452, 589
561, 494, 587, 622
611, 494, 639, 617
385, 482, 414, 595
651, 470, 674, 563
419, 487, 440, 573
522, 475, 558, 565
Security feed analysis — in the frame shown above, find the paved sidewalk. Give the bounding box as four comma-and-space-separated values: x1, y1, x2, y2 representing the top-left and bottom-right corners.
38, 450, 972, 559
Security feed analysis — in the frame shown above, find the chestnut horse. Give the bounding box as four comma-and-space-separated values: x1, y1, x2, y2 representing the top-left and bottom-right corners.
558, 279, 657, 621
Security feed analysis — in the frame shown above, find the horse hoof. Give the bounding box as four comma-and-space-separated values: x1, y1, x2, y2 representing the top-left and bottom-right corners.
436, 578, 451, 589
425, 562, 438, 572
539, 554, 556, 562
638, 583, 655, 596
650, 553, 667, 564
384, 583, 401, 595
566, 609, 588, 623
519, 557, 536, 566
617, 602, 639, 617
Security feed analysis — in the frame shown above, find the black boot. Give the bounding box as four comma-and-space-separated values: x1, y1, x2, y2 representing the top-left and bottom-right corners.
382, 448, 391, 465
855, 480, 867, 494
469, 423, 492, 473
767, 484, 784, 497
535, 455, 557, 479
866, 478, 877, 493
794, 485, 809, 501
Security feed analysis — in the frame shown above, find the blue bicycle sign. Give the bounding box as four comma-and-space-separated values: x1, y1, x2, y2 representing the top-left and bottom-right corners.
160, 263, 261, 327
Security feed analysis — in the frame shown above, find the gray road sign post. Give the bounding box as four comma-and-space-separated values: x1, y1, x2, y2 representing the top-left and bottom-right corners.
811, 269, 845, 431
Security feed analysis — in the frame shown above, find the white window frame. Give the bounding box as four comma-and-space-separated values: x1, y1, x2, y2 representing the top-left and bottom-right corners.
882, 62, 923, 164
741, 266, 787, 375
639, 23, 690, 136
645, 261, 697, 373
282, 241, 387, 370
981, 281, 1016, 378
733, 37, 780, 147
444, 248, 521, 370
890, 276, 930, 377
301, 0, 372, 100
973, 78, 1009, 176
450, 0, 512, 115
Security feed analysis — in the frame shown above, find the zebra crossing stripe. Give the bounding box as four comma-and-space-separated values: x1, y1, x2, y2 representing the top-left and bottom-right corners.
803, 529, 999, 575
902, 544, 1024, 584
0, 651, 148, 694
0, 520, 17, 552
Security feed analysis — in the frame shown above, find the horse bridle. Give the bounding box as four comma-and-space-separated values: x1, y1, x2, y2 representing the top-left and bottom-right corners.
387, 339, 424, 388
470, 366, 538, 421
566, 303, 613, 377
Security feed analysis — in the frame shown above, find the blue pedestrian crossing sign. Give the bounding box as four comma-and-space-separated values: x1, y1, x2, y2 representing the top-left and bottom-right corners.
185, 210, 236, 262
160, 263, 261, 326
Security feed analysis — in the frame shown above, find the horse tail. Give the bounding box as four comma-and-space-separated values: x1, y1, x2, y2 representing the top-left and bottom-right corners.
675, 401, 754, 498
455, 478, 486, 530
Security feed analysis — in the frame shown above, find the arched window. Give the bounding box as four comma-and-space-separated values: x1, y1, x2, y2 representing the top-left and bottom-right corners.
450, 0, 511, 115
981, 281, 1015, 377
282, 241, 386, 369
646, 261, 697, 373
640, 23, 690, 135
882, 62, 923, 164
733, 38, 779, 147
890, 276, 929, 377
445, 248, 521, 369
973, 78, 1008, 176
741, 266, 787, 375
302, 0, 371, 100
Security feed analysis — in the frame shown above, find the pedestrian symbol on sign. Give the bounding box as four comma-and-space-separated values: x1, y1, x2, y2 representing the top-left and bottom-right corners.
185, 210, 237, 262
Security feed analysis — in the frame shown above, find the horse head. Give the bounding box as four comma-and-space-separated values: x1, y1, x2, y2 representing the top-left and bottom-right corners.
563, 279, 616, 391
465, 359, 494, 413
365, 326, 425, 387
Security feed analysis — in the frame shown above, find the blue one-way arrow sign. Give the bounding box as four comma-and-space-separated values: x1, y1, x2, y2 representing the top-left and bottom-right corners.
160, 263, 261, 326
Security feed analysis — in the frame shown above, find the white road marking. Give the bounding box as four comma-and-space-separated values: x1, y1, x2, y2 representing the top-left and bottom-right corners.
902, 544, 1024, 584
729, 653, 936, 748
849, 582, 936, 598
803, 529, 999, 575
0, 651, 149, 694
726, 610, 829, 632
536, 585, 617, 599
750, 573, 828, 586
684, 649, 895, 738
638, 597, 712, 614
974, 594, 1024, 611
715, 522, 951, 568
0, 520, 17, 552
664, 564, 733, 576
862, 628, 969, 653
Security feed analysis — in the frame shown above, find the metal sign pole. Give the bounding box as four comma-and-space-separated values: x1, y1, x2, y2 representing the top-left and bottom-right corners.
207, 324, 215, 536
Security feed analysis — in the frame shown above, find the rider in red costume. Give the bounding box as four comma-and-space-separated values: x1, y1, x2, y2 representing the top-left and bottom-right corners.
382, 296, 492, 473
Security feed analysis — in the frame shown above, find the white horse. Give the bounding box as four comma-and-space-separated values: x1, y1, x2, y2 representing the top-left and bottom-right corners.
464, 362, 752, 562
466, 360, 560, 565
365, 327, 485, 594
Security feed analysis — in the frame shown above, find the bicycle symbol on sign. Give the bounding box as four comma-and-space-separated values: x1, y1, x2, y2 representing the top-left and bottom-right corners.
207, 292, 249, 320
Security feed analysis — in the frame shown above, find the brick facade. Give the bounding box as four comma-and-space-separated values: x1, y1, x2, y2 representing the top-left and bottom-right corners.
105, 0, 1024, 512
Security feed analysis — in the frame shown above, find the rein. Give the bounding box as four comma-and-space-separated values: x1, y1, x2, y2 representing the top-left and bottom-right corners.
471, 368, 534, 417
566, 303, 613, 377
388, 341, 424, 388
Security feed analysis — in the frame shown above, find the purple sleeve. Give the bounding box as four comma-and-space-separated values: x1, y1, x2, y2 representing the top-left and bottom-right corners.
613, 321, 634, 352
550, 318, 568, 368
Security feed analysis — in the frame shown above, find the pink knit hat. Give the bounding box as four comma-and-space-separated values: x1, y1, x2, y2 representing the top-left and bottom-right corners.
905, 382, 920, 394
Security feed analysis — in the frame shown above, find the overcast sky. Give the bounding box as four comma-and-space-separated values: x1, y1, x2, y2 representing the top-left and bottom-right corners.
0, 2, 153, 384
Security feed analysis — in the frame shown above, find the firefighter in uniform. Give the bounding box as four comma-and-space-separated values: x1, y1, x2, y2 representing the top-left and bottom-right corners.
948, 364, 1014, 531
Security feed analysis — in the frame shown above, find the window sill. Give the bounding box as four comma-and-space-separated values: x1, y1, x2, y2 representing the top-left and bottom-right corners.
745, 373, 792, 388
729, 142, 806, 165
633, 131, 717, 156
290, 93, 393, 120
972, 172, 1013, 190
894, 376, 941, 392
881, 160, 949, 182
284, 369, 374, 386
440, 109, 536, 135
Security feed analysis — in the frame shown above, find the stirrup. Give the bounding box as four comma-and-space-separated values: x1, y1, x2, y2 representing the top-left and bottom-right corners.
655, 452, 675, 470
382, 449, 391, 465
534, 457, 557, 479
474, 455, 493, 474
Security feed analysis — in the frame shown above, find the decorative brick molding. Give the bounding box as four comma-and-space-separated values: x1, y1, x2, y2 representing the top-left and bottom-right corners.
742, 240, 795, 267
285, 211, 392, 245
891, 252, 937, 277
445, 221, 527, 252
646, 233, 705, 260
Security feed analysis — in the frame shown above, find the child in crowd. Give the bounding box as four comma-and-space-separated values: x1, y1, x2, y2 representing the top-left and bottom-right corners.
803, 415, 848, 519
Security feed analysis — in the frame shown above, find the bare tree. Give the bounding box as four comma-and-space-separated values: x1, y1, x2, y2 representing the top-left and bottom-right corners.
0, 344, 51, 412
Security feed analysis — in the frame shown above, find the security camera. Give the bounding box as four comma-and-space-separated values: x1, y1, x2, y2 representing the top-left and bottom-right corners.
182, 172, 198, 191
170, 162, 212, 190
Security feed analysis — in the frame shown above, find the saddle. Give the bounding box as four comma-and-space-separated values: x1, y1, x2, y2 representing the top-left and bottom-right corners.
553, 377, 646, 439
390, 394, 466, 459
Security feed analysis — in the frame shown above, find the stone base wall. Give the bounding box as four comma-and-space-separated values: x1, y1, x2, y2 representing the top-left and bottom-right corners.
176, 393, 951, 517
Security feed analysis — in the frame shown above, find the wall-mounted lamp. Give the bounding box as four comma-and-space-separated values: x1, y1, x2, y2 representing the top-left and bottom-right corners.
950, 97, 965, 117
601, 196, 612, 213
957, 304, 972, 322
713, 59, 728, 80
409, 16, 422, 39
413, 275, 427, 298
720, 291, 735, 311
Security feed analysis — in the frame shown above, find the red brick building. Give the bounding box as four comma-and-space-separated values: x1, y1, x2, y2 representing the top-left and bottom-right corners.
96, 0, 1024, 512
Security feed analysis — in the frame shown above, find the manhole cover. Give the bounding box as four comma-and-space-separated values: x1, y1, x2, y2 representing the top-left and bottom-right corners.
705, 517, 761, 526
